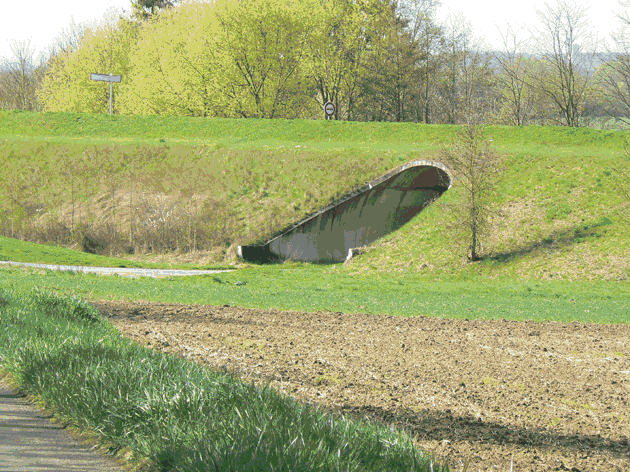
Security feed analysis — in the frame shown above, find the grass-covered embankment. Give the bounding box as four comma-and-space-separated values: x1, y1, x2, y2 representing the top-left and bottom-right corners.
0, 285, 447, 472
1, 109, 629, 280
0, 109, 625, 150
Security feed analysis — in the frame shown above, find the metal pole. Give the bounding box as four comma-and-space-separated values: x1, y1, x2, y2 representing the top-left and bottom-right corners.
109, 74, 113, 115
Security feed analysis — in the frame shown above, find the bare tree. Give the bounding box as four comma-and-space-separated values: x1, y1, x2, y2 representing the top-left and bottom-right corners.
439, 114, 503, 261
597, 0, 630, 123
398, 0, 445, 123
436, 13, 494, 124
529, 0, 599, 126
493, 25, 536, 125
0, 39, 46, 111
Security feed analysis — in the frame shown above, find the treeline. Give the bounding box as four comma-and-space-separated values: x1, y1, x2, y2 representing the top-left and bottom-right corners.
3, 0, 630, 126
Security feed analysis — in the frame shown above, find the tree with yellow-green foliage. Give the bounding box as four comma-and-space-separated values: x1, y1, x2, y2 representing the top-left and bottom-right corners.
37, 16, 139, 114
213, 0, 318, 118
35, 0, 454, 122
301, 0, 380, 121
122, 0, 319, 119
119, 1, 232, 117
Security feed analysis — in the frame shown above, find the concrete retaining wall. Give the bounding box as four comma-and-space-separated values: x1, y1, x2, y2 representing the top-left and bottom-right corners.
238, 160, 452, 263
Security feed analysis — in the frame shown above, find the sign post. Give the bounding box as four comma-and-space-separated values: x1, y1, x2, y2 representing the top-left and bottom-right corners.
324, 101, 335, 120
90, 73, 122, 115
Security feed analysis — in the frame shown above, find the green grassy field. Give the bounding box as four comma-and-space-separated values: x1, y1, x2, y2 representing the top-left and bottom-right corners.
1, 263, 628, 324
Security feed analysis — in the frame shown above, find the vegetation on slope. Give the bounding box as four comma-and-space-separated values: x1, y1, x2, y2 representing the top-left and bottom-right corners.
0, 110, 628, 281
0, 234, 229, 270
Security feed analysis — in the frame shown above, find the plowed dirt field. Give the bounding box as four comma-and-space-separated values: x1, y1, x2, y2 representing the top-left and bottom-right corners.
90, 300, 630, 471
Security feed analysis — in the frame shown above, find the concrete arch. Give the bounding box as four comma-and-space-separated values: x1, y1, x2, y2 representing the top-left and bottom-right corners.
238, 160, 452, 263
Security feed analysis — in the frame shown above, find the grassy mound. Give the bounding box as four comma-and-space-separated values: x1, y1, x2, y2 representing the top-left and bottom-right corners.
0, 110, 628, 280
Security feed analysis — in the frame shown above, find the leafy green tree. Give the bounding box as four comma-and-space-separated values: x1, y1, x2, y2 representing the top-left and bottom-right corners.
213, 0, 316, 118
302, 0, 380, 120
131, 0, 179, 20
412, 11, 445, 124
357, 0, 421, 122
125, 0, 316, 119
120, 2, 229, 117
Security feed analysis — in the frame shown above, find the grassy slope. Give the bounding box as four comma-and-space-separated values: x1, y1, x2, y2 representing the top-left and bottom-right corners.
0, 109, 628, 281
0, 109, 624, 149
0, 235, 233, 269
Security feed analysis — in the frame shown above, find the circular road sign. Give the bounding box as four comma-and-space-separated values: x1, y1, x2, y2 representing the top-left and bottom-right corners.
324, 101, 335, 117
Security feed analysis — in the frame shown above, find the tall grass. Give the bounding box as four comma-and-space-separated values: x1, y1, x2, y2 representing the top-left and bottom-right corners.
0, 285, 448, 472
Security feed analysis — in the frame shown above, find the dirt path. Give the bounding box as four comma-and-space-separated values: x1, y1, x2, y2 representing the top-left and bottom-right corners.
90, 300, 630, 471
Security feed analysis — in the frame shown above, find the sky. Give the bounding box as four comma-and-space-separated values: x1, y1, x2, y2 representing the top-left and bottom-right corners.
1, 0, 628, 65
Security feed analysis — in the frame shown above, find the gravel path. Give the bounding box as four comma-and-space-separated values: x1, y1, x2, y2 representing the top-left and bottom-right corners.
0, 260, 232, 278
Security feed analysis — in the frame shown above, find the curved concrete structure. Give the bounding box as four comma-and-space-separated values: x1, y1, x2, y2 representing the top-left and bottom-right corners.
238, 160, 452, 263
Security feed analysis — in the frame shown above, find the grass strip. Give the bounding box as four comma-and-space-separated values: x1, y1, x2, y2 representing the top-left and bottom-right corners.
0, 285, 448, 472
0, 236, 232, 270
1, 265, 628, 325
0, 110, 626, 150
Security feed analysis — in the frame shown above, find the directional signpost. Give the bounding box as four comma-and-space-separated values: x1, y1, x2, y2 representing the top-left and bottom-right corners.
324, 101, 335, 120
90, 73, 122, 115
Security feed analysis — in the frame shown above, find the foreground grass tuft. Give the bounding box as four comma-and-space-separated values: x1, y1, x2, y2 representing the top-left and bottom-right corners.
0, 286, 447, 471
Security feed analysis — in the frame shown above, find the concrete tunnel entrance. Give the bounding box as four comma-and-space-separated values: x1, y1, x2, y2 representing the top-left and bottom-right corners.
237, 160, 452, 263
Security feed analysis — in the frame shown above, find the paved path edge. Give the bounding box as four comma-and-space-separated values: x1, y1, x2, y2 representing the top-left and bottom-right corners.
0, 368, 150, 472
